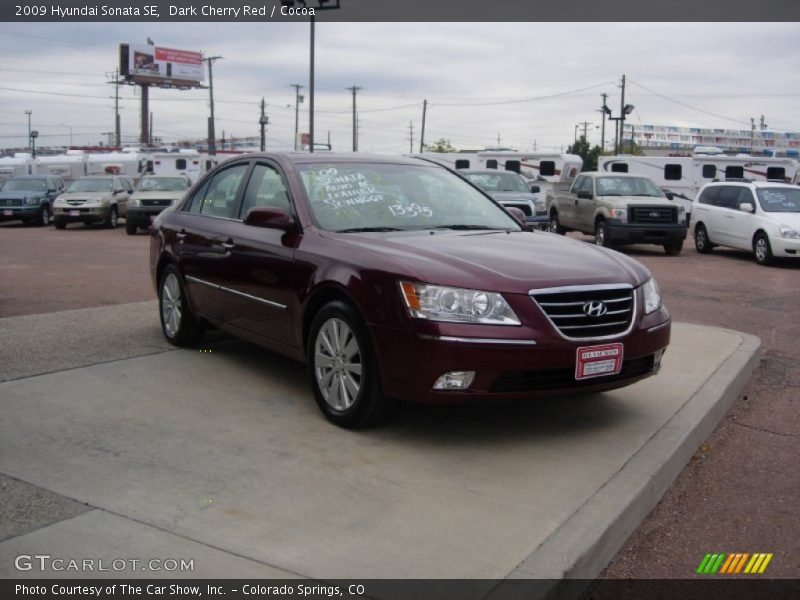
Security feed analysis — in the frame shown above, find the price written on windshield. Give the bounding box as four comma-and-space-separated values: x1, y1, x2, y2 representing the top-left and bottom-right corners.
389, 203, 433, 218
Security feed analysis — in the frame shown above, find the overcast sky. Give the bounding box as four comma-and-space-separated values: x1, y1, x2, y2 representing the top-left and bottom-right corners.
1, 22, 799, 153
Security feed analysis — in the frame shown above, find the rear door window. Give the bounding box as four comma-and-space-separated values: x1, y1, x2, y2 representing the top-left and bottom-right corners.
188, 163, 249, 218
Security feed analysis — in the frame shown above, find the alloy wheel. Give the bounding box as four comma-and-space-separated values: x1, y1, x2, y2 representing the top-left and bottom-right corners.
314, 318, 362, 412
161, 272, 183, 338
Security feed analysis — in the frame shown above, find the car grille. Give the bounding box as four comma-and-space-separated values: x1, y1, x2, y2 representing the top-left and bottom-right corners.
0, 198, 23, 207
503, 202, 532, 216
628, 205, 676, 224
489, 354, 655, 393
141, 199, 172, 207
531, 284, 635, 339
66, 199, 87, 206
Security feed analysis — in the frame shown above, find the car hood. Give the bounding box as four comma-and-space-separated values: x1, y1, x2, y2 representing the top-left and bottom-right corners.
323, 230, 650, 294
132, 191, 185, 201
57, 192, 113, 201
766, 212, 800, 227
0, 191, 43, 199
490, 192, 539, 202
600, 196, 676, 207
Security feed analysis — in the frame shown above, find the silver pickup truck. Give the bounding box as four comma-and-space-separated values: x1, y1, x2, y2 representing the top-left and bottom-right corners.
547, 171, 688, 255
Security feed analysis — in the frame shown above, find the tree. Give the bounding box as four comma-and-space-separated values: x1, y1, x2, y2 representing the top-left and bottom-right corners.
423, 138, 457, 153
567, 135, 603, 171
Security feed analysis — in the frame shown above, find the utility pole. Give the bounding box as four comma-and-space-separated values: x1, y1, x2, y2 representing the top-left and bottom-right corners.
347, 86, 360, 152
309, 16, 315, 152
760, 114, 767, 131
408, 121, 414, 153
600, 92, 609, 151
290, 84, 303, 150
114, 69, 121, 147
419, 99, 427, 153
496, 133, 501, 146
577, 121, 593, 141
259, 97, 268, 151
149, 111, 153, 146
206, 55, 223, 155
751, 117, 756, 151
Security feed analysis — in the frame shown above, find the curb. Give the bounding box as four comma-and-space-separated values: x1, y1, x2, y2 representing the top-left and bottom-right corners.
497, 326, 761, 598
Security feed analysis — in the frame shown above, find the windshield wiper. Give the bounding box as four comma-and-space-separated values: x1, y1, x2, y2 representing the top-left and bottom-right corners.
335, 226, 404, 233
431, 224, 503, 230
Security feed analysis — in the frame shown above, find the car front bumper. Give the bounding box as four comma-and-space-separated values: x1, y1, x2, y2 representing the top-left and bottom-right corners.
370, 308, 671, 404
127, 207, 167, 227
0, 205, 41, 220
54, 206, 111, 223
770, 235, 800, 258
607, 221, 687, 245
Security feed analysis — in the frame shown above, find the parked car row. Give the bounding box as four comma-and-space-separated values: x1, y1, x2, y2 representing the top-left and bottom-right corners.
0, 174, 189, 233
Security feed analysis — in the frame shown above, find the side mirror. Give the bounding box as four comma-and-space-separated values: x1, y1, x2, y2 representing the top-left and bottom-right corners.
739, 202, 755, 213
530, 185, 540, 194
664, 191, 675, 200
506, 206, 531, 230
577, 190, 593, 200
244, 206, 295, 230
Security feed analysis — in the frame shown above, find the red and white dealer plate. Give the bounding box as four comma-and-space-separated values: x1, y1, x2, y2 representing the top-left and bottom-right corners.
575, 342, 624, 380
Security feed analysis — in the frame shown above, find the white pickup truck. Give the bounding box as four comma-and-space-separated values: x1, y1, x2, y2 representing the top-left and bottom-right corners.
547, 172, 688, 255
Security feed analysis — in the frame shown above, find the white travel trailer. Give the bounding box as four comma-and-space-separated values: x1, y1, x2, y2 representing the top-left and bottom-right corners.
413, 150, 583, 198
86, 151, 149, 181
34, 151, 87, 183
598, 149, 800, 216
145, 150, 214, 184
0, 153, 35, 183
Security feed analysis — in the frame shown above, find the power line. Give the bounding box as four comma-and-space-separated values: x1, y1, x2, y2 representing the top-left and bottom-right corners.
431, 81, 616, 107
628, 79, 750, 126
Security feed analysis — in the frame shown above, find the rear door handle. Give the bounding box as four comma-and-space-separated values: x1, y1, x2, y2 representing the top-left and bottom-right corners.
176, 229, 187, 240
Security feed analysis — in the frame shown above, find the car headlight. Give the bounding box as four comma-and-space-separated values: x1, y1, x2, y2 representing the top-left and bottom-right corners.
90, 197, 105, 204
779, 224, 800, 239
400, 281, 521, 325
610, 208, 627, 223
642, 277, 662, 315
677, 207, 687, 224
129, 196, 140, 208
25, 196, 39, 205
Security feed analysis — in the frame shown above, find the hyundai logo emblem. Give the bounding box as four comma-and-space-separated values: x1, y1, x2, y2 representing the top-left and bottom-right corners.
583, 301, 608, 317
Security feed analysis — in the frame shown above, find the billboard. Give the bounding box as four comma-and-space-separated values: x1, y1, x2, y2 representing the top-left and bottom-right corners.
120, 43, 204, 88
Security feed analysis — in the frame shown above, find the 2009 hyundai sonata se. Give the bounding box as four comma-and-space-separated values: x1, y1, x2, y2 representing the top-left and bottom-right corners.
150, 153, 670, 428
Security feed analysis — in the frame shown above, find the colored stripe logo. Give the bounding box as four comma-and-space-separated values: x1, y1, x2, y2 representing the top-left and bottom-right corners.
696, 552, 773, 574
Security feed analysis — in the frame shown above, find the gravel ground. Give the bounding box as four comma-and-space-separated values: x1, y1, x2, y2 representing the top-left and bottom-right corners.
1, 221, 798, 580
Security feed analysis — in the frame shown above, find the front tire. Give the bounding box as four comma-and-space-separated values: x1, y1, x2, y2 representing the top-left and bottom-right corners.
125, 221, 137, 235
594, 220, 611, 247
663, 240, 683, 256
54, 219, 67, 230
549, 212, 565, 235
307, 301, 395, 428
36, 205, 51, 226
104, 206, 118, 229
753, 232, 774, 266
158, 265, 205, 346
694, 223, 713, 254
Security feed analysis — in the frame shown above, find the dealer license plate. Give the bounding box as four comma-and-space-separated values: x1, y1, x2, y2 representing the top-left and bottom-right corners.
69, 210, 80, 217
3, 210, 12, 216
575, 343, 624, 380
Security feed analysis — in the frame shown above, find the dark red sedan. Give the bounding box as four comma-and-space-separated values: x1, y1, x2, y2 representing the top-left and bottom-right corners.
150, 153, 670, 428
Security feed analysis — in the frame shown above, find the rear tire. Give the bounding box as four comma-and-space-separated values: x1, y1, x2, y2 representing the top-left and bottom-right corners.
753, 232, 774, 266
307, 301, 396, 428
158, 265, 205, 346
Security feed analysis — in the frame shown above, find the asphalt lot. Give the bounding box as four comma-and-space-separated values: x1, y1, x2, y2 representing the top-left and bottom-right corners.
0, 220, 797, 581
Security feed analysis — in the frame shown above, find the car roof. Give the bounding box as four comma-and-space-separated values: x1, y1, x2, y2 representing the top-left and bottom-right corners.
218, 151, 435, 168
582, 172, 652, 179
704, 180, 796, 189
459, 169, 520, 175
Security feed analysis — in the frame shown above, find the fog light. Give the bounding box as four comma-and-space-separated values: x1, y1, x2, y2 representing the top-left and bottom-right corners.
653, 349, 665, 371
433, 371, 475, 390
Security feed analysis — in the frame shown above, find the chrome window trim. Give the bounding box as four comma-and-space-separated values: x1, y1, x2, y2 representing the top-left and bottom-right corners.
528, 283, 633, 295
185, 275, 287, 310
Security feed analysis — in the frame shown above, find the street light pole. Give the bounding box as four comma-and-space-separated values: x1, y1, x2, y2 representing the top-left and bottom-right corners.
290, 84, 303, 151
25, 110, 32, 153
347, 86, 360, 152
30, 130, 39, 159
59, 123, 73, 147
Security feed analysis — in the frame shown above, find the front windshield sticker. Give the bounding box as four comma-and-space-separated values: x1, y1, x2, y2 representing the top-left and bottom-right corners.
314, 168, 384, 210
388, 203, 433, 218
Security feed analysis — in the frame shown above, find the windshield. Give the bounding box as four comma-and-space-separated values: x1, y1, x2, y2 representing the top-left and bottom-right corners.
297, 162, 520, 233
67, 178, 113, 193
596, 176, 663, 197
465, 172, 528, 194
756, 188, 800, 213
1, 178, 47, 192
136, 177, 188, 192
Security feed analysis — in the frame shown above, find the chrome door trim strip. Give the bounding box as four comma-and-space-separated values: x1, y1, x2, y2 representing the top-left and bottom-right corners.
185, 275, 287, 310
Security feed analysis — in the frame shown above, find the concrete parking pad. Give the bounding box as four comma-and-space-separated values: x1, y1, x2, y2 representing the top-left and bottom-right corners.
0, 319, 758, 581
